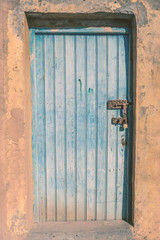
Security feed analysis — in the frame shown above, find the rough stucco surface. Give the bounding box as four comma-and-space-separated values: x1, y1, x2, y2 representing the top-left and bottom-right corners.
0, 0, 160, 239
24, 221, 135, 240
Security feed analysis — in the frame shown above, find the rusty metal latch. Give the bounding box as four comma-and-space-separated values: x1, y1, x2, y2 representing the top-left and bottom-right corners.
107, 100, 131, 129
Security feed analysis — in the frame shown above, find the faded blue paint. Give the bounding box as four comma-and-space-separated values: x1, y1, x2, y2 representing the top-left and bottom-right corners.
29, 27, 132, 222
34, 27, 129, 34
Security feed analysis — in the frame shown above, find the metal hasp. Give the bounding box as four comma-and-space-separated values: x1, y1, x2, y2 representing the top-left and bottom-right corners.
107, 100, 131, 129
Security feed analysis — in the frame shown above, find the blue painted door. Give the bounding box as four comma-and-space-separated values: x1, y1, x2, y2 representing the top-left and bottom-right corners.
29, 27, 132, 222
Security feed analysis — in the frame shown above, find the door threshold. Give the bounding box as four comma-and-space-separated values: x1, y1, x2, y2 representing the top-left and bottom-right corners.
25, 220, 134, 240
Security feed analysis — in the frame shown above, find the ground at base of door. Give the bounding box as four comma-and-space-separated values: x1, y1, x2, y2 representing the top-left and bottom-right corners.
25, 220, 134, 240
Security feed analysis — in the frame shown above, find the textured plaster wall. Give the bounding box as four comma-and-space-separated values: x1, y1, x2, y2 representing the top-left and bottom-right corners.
0, 0, 160, 239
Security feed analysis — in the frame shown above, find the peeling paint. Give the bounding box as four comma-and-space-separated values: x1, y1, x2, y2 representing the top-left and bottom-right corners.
30, 53, 34, 62
146, 0, 160, 10
9, 211, 27, 235
140, 106, 148, 117
117, 0, 148, 27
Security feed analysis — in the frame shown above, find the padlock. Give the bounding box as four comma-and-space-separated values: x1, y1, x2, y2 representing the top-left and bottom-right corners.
123, 123, 128, 129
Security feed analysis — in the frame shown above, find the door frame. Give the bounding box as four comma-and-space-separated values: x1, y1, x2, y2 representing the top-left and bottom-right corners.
28, 14, 135, 224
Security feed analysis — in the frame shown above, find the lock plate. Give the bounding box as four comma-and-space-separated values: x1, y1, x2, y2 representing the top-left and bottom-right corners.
112, 117, 124, 125
107, 100, 129, 110
107, 100, 131, 128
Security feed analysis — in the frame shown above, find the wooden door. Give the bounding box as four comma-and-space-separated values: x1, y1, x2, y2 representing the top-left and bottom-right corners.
29, 27, 132, 222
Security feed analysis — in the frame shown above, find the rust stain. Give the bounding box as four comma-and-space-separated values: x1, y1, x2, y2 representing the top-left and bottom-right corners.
121, 138, 127, 146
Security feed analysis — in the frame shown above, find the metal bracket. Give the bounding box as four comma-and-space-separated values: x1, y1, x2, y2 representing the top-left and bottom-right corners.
107, 100, 131, 129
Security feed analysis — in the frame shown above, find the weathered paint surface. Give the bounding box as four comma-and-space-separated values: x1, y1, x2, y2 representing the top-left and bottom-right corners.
30, 28, 131, 222
0, 0, 160, 239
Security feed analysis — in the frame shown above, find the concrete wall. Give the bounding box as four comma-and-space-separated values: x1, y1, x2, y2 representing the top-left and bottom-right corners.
0, 0, 160, 239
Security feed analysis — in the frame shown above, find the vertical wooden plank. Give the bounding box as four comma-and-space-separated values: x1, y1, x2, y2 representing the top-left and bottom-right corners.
107, 35, 117, 220
87, 35, 96, 220
105, 35, 109, 220
76, 35, 86, 220
54, 35, 65, 221
74, 36, 78, 221
35, 35, 46, 221
30, 30, 39, 222
65, 35, 76, 220
84, 36, 88, 220
44, 35, 55, 221
126, 33, 132, 222
96, 35, 107, 220
114, 36, 119, 220
64, 36, 67, 221
116, 35, 128, 219
53, 35, 58, 222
